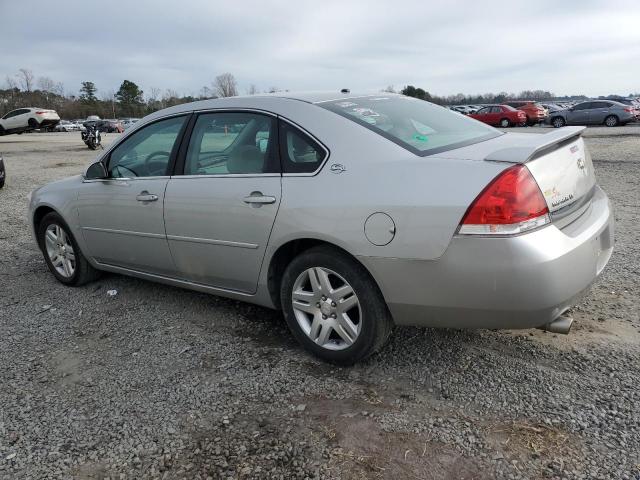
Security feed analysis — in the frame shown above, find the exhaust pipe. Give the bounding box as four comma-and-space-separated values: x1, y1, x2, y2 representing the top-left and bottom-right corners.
538, 315, 573, 334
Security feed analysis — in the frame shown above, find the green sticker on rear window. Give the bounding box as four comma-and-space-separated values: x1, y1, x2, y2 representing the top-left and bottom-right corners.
413, 134, 428, 142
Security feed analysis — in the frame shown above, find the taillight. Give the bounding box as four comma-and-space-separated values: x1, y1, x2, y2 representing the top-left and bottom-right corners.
623, 107, 633, 113
458, 165, 550, 235
35, 111, 49, 115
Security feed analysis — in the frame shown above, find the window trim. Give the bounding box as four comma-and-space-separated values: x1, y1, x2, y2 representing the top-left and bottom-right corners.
173, 108, 282, 178
278, 117, 330, 177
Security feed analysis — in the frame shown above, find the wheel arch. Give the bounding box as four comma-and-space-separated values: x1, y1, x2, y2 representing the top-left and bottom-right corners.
266, 237, 381, 310
32, 205, 60, 250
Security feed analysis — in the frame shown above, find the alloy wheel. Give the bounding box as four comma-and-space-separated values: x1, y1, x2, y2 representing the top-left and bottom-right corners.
291, 267, 361, 350
44, 224, 76, 278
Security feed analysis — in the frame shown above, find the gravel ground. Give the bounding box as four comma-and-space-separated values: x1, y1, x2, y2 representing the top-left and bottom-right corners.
0, 129, 638, 479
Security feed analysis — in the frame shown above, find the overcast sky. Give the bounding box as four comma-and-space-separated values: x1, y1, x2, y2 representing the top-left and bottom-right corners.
1, 0, 639, 99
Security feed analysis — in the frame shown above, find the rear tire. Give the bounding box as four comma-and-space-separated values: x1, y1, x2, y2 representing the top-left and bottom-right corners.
551, 116, 566, 128
28, 118, 38, 130
280, 246, 393, 365
37, 212, 101, 286
604, 115, 619, 127
499, 118, 510, 128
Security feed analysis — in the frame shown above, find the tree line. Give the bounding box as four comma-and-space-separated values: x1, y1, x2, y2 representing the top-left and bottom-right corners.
395, 85, 591, 105
1, 68, 636, 120
0, 69, 256, 119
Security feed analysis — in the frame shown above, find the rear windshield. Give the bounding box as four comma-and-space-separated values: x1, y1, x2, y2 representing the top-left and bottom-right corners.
319, 95, 501, 156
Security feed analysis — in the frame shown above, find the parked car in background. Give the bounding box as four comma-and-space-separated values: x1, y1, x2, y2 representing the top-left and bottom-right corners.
101, 119, 124, 133
54, 120, 81, 132
0, 108, 60, 135
468, 104, 527, 127
28, 92, 614, 363
547, 100, 636, 128
505, 101, 548, 125
541, 103, 565, 114
120, 118, 140, 130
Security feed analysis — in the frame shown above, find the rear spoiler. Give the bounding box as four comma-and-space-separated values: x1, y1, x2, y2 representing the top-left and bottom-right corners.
485, 126, 586, 163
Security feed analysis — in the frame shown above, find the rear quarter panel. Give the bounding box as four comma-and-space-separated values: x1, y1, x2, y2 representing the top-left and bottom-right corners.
262, 101, 508, 262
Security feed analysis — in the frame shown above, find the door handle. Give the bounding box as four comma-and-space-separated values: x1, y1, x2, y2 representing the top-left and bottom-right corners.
243, 192, 276, 205
136, 191, 158, 202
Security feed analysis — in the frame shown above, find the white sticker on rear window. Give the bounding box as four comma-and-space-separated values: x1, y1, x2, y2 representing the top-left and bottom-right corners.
336, 101, 357, 108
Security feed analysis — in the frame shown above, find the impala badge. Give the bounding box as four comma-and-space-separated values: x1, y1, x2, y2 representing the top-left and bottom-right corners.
577, 158, 585, 170
330, 163, 346, 174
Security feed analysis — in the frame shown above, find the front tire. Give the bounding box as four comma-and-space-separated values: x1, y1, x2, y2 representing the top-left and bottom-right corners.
604, 115, 619, 127
280, 246, 393, 364
28, 118, 38, 131
38, 212, 100, 286
551, 116, 566, 128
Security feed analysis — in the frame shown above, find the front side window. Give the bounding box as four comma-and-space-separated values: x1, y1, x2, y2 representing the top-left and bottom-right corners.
279, 121, 327, 173
183, 112, 277, 175
320, 95, 500, 156
477, 107, 490, 114
108, 116, 187, 178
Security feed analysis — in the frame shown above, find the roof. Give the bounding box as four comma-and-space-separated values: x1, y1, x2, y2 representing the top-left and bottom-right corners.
142, 91, 400, 121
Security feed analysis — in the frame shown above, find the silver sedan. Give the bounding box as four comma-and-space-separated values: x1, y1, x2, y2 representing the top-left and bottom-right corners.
28, 92, 614, 364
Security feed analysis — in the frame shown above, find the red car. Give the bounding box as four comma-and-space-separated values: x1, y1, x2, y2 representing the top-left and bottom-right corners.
468, 105, 527, 127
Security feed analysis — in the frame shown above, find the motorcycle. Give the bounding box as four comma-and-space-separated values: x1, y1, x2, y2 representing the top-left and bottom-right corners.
0, 153, 5, 189
81, 122, 102, 150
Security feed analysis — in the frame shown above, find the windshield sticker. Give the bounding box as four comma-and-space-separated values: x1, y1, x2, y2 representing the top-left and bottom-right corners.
370, 97, 390, 101
412, 134, 429, 142
352, 107, 379, 117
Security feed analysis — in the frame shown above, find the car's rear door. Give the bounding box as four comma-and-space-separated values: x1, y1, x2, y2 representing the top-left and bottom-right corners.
588, 101, 611, 124
163, 111, 282, 293
77, 114, 189, 275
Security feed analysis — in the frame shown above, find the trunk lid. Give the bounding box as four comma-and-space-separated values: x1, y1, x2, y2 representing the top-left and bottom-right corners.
485, 126, 596, 221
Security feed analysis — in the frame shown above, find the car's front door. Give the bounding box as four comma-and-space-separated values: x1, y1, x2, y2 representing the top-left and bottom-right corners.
77, 115, 189, 275
566, 102, 592, 125
2, 109, 27, 129
163, 111, 282, 293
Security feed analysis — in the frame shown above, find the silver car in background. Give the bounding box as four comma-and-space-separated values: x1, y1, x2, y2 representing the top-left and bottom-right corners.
28, 92, 614, 364
548, 100, 636, 127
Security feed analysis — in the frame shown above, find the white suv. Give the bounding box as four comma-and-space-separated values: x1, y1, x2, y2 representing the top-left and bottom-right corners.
0, 108, 60, 135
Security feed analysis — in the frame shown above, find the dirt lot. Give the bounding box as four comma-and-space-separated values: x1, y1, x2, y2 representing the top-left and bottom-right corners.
0, 128, 639, 479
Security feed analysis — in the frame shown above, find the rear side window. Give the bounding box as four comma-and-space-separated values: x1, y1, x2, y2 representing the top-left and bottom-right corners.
183, 112, 278, 175
279, 121, 327, 173
319, 95, 500, 156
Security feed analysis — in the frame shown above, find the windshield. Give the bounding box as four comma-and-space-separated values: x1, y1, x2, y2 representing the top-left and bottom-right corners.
319, 95, 501, 156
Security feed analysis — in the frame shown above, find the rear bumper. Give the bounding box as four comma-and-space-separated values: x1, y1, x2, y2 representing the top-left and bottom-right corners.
360, 186, 614, 329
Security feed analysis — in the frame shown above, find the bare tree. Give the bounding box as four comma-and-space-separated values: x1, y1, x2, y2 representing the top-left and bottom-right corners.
37, 76, 56, 92
246, 84, 258, 95
5, 75, 18, 90
212, 73, 238, 97
199, 85, 212, 99
266, 86, 280, 93
382, 85, 396, 93
17, 68, 35, 92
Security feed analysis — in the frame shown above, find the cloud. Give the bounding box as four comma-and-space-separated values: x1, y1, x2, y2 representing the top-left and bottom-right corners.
1, 0, 639, 97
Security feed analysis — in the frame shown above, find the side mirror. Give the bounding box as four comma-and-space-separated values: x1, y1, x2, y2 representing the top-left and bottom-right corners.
85, 161, 107, 180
